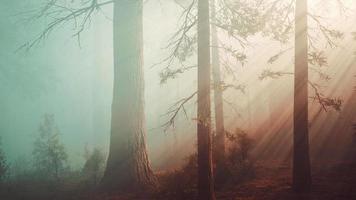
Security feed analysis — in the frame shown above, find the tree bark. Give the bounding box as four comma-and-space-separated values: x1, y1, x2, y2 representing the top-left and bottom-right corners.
197, 0, 216, 199
101, 0, 156, 191
211, 0, 225, 181
293, 0, 312, 193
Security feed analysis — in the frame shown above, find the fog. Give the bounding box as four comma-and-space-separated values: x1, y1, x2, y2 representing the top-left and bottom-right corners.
0, 0, 198, 170
1, 0, 355, 172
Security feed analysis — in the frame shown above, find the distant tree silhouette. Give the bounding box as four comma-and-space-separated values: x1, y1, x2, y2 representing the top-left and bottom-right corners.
32, 114, 68, 181
211, 0, 225, 181
0, 137, 8, 183
82, 147, 105, 186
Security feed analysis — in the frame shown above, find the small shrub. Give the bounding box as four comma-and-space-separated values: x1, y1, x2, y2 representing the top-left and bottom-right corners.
0, 138, 8, 183
158, 154, 197, 199
225, 128, 255, 183
82, 147, 105, 186
10, 156, 32, 183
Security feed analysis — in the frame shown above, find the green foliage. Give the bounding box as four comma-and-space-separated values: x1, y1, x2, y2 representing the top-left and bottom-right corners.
32, 114, 68, 181
82, 147, 105, 186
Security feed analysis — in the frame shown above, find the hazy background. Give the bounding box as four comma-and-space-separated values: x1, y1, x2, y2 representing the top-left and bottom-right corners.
1, 0, 356, 171
0, 0, 199, 169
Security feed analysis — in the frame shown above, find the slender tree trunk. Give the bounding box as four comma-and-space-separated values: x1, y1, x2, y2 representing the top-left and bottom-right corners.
197, 0, 216, 199
101, 0, 156, 191
211, 0, 225, 181
293, 0, 311, 193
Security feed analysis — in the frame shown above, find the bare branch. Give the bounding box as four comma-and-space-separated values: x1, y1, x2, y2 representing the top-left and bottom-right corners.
20, 0, 113, 51
161, 91, 197, 133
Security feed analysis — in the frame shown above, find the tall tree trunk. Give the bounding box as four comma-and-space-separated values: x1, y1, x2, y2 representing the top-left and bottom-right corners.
101, 0, 156, 191
91, 18, 108, 148
293, 0, 311, 193
211, 0, 225, 181
197, 0, 216, 199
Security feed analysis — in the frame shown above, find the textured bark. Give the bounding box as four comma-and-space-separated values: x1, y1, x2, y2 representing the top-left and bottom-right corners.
197, 0, 216, 199
211, 0, 226, 180
293, 0, 312, 193
101, 0, 156, 191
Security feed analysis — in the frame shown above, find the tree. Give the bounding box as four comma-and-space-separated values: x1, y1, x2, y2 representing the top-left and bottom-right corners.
0, 137, 8, 183
160, 1, 263, 179
211, 0, 225, 180
82, 147, 105, 186
159, 1, 264, 196
100, 0, 156, 191
197, 0, 216, 199
293, 0, 312, 193
259, 0, 346, 192
33, 114, 68, 181
24, 0, 156, 190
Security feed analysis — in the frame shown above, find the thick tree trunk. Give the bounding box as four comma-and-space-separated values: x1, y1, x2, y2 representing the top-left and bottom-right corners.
293, 0, 312, 193
101, 0, 156, 191
211, 0, 225, 181
197, 0, 216, 199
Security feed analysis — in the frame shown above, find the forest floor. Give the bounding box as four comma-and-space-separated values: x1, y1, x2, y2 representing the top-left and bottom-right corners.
1, 160, 356, 200
215, 161, 356, 200
92, 161, 356, 200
